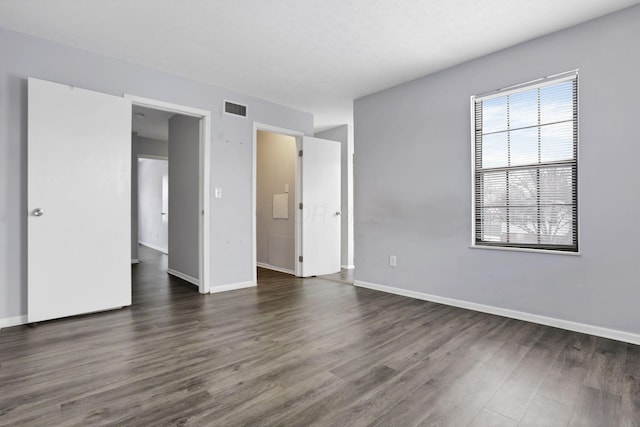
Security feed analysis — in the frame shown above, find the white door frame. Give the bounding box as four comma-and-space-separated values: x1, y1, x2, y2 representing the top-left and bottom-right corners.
252, 123, 305, 283
125, 94, 211, 294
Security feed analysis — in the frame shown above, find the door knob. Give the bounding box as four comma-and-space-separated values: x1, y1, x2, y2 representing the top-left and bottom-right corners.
33, 208, 44, 217
335, 211, 341, 216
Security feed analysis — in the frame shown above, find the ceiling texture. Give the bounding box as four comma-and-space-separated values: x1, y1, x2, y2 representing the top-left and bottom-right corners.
0, 0, 638, 130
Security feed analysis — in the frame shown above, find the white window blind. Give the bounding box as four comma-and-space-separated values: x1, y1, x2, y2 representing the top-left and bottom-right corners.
472, 72, 578, 252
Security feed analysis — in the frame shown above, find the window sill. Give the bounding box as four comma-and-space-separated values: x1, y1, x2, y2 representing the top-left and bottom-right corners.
469, 244, 581, 256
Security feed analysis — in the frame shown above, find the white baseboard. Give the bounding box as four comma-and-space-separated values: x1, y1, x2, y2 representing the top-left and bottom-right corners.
131, 259, 140, 264
0, 315, 28, 329
167, 268, 200, 286
354, 280, 640, 346
256, 262, 295, 275
210, 281, 256, 294
341, 264, 355, 270
139, 241, 168, 254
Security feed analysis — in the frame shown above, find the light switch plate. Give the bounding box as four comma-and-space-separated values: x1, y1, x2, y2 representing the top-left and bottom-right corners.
214, 187, 223, 199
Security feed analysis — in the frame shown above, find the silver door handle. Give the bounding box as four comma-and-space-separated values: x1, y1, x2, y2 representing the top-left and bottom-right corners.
33, 208, 44, 217
335, 212, 341, 216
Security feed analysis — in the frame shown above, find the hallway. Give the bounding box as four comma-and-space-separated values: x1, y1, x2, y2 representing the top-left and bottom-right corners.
132, 244, 200, 305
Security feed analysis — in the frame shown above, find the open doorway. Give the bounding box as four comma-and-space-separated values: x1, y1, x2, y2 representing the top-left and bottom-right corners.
253, 124, 303, 284
255, 130, 298, 275
137, 157, 169, 254
128, 96, 211, 294
131, 105, 171, 259
253, 123, 342, 283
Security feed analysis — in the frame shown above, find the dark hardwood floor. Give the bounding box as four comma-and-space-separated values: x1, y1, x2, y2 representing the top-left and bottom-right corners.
1, 246, 639, 426
320, 268, 354, 285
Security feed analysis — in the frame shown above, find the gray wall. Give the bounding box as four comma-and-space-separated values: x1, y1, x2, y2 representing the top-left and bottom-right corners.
138, 158, 169, 253
0, 28, 313, 322
354, 6, 640, 335
256, 131, 297, 271
315, 125, 354, 268
168, 115, 200, 280
136, 135, 169, 158
131, 134, 169, 261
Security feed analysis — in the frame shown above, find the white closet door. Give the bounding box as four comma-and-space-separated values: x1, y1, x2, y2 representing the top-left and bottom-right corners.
300, 136, 341, 277
28, 78, 132, 322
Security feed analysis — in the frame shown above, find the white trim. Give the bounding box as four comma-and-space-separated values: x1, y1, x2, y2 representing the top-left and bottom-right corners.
354, 280, 640, 346
252, 123, 305, 285
474, 70, 578, 101
256, 262, 295, 275
0, 315, 28, 329
341, 264, 355, 270
131, 259, 140, 264
125, 95, 209, 117
470, 96, 477, 247
199, 108, 212, 296
125, 94, 211, 294
575, 74, 582, 256
137, 154, 168, 161
469, 245, 580, 256
470, 71, 580, 255
167, 268, 200, 286
210, 281, 256, 294
139, 241, 168, 254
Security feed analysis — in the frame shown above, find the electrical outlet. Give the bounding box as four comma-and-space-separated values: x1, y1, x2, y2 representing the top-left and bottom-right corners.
389, 255, 397, 267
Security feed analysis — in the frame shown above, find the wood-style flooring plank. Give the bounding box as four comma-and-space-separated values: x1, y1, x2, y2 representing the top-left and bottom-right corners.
468, 408, 517, 427
484, 326, 569, 421
622, 343, 640, 427
583, 337, 628, 396
1, 246, 639, 426
519, 332, 596, 426
314, 313, 509, 426
415, 340, 533, 426
568, 385, 622, 426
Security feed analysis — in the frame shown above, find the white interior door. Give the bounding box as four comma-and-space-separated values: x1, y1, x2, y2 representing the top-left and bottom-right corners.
161, 171, 169, 252
28, 78, 132, 323
300, 136, 341, 277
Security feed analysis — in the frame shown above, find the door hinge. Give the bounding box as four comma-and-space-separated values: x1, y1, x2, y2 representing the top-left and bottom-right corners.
299, 256, 303, 263
298, 150, 303, 157
299, 203, 303, 210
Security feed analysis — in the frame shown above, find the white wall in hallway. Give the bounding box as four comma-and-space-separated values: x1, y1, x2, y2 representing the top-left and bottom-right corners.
138, 158, 168, 253
131, 134, 169, 260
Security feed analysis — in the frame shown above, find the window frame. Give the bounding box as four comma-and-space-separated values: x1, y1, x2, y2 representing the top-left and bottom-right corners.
470, 71, 580, 255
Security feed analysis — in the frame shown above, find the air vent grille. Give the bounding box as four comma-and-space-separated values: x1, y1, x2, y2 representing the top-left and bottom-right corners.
224, 100, 247, 117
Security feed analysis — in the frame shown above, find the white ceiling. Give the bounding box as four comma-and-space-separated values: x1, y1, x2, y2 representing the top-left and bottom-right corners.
0, 0, 637, 131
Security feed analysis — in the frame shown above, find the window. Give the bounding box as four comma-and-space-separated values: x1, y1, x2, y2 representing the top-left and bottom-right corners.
472, 71, 578, 252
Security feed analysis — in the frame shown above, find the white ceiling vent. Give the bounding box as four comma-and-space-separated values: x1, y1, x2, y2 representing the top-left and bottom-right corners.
223, 100, 247, 118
